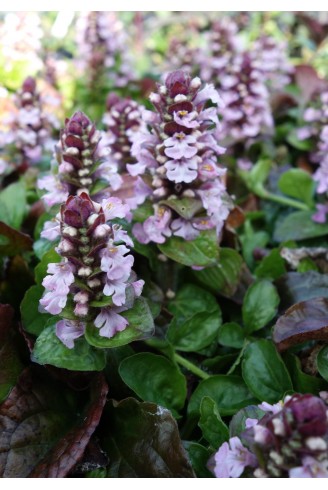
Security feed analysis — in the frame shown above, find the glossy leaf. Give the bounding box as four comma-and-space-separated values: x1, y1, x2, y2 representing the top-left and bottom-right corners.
199, 397, 229, 448
32, 321, 106, 371
21, 285, 52, 335
229, 406, 265, 438
85, 297, 154, 348
275, 271, 328, 310
193, 248, 243, 297
34, 247, 61, 284
278, 169, 315, 206
0, 181, 26, 229
218, 322, 245, 349
119, 353, 186, 412
158, 230, 219, 267
273, 297, 328, 351
242, 340, 293, 403
187, 443, 213, 478
242, 280, 280, 333
284, 352, 327, 394
101, 398, 195, 477
255, 248, 286, 280
160, 197, 202, 220
317, 346, 328, 383
188, 375, 257, 416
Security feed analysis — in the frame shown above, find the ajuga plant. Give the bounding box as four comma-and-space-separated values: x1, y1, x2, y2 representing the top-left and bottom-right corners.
127, 70, 233, 266
35, 192, 152, 363
102, 93, 144, 172
0, 76, 59, 176
38, 111, 122, 240
212, 394, 328, 478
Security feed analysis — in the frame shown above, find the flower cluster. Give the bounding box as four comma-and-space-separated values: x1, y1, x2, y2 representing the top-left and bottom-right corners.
40, 193, 144, 348
212, 393, 328, 478
0, 77, 59, 173
102, 93, 144, 172
217, 52, 274, 143
164, 37, 201, 76
128, 70, 233, 244
250, 35, 294, 91
76, 11, 135, 88
38, 111, 121, 211
200, 18, 242, 85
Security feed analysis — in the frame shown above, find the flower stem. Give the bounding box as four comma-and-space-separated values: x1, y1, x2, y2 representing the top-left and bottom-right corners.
174, 353, 210, 380
259, 190, 309, 211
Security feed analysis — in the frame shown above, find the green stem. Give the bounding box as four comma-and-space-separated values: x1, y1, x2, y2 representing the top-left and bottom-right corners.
174, 353, 210, 380
259, 190, 309, 211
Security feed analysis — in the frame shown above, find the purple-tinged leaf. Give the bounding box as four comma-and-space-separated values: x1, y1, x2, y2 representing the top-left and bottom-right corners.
273, 297, 328, 352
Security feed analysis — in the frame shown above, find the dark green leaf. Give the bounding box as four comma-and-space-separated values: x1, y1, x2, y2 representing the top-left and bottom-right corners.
193, 248, 243, 297
286, 131, 313, 150
168, 284, 218, 317
199, 397, 229, 448
119, 353, 186, 412
242, 280, 280, 333
278, 169, 314, 207
255, 248, 286, 280
33, 238, 55, 260
101, 398, 195, 477
218, 322, 245, 348
274, 211, 328, 242
317, 346, 328, 383
21, 285, 52, 335
284, 352, 327, 394
186, 443, 213, 478
158, 230, 219, 267
85, 297, 154, 348
168, 310, 221, 352
32, 321, 106, 371
242, 340, 293, 403
188, 375, 257, 416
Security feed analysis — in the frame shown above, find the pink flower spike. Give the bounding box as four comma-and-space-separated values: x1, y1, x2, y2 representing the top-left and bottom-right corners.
165, 157, 198, 184
101, 197, 129, 221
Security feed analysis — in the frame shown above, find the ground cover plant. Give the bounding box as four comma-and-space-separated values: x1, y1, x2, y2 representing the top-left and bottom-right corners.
3, 11, 328, 478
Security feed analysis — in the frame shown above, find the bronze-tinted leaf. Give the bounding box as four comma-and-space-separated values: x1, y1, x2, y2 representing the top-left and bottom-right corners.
275, 271, 328, 311
102, 398, 195, 478
29, 373, 108, 477
273, 297, 328, 352
294, 64, 328, 103
0, 221, 33, 256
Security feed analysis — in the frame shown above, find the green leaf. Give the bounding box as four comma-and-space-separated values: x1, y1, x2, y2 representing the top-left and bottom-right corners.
242, 280, 280, 334
160, 197, 203, 219
33, 238, 55, 260
242, 340, 293, 403
278, 169, 314, 207
317, 345, 328, 383
167, 284, 221, 352
85, 297, 154, 348
34, 248, 61, 284
286, 130, 313, 150
168, 284, 218, 317
0, 181, 26, 228
255, 248, 286, 280
158, 230, 219, 267
133, 200, 154, 222
186, 443, 213, 478
20, 285, 52, 335
274, 210, 328, 242
239, 159, 271, 195
32, 321, 106, 371
199, 397, 229, 448
218, 322, 245, 349
119, 353, 187, 412
101, 398, 195, 477
188, 375, 257, 416
284, 352, 327, 394
193, 248, 243, 297
168, 310, 221, 352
